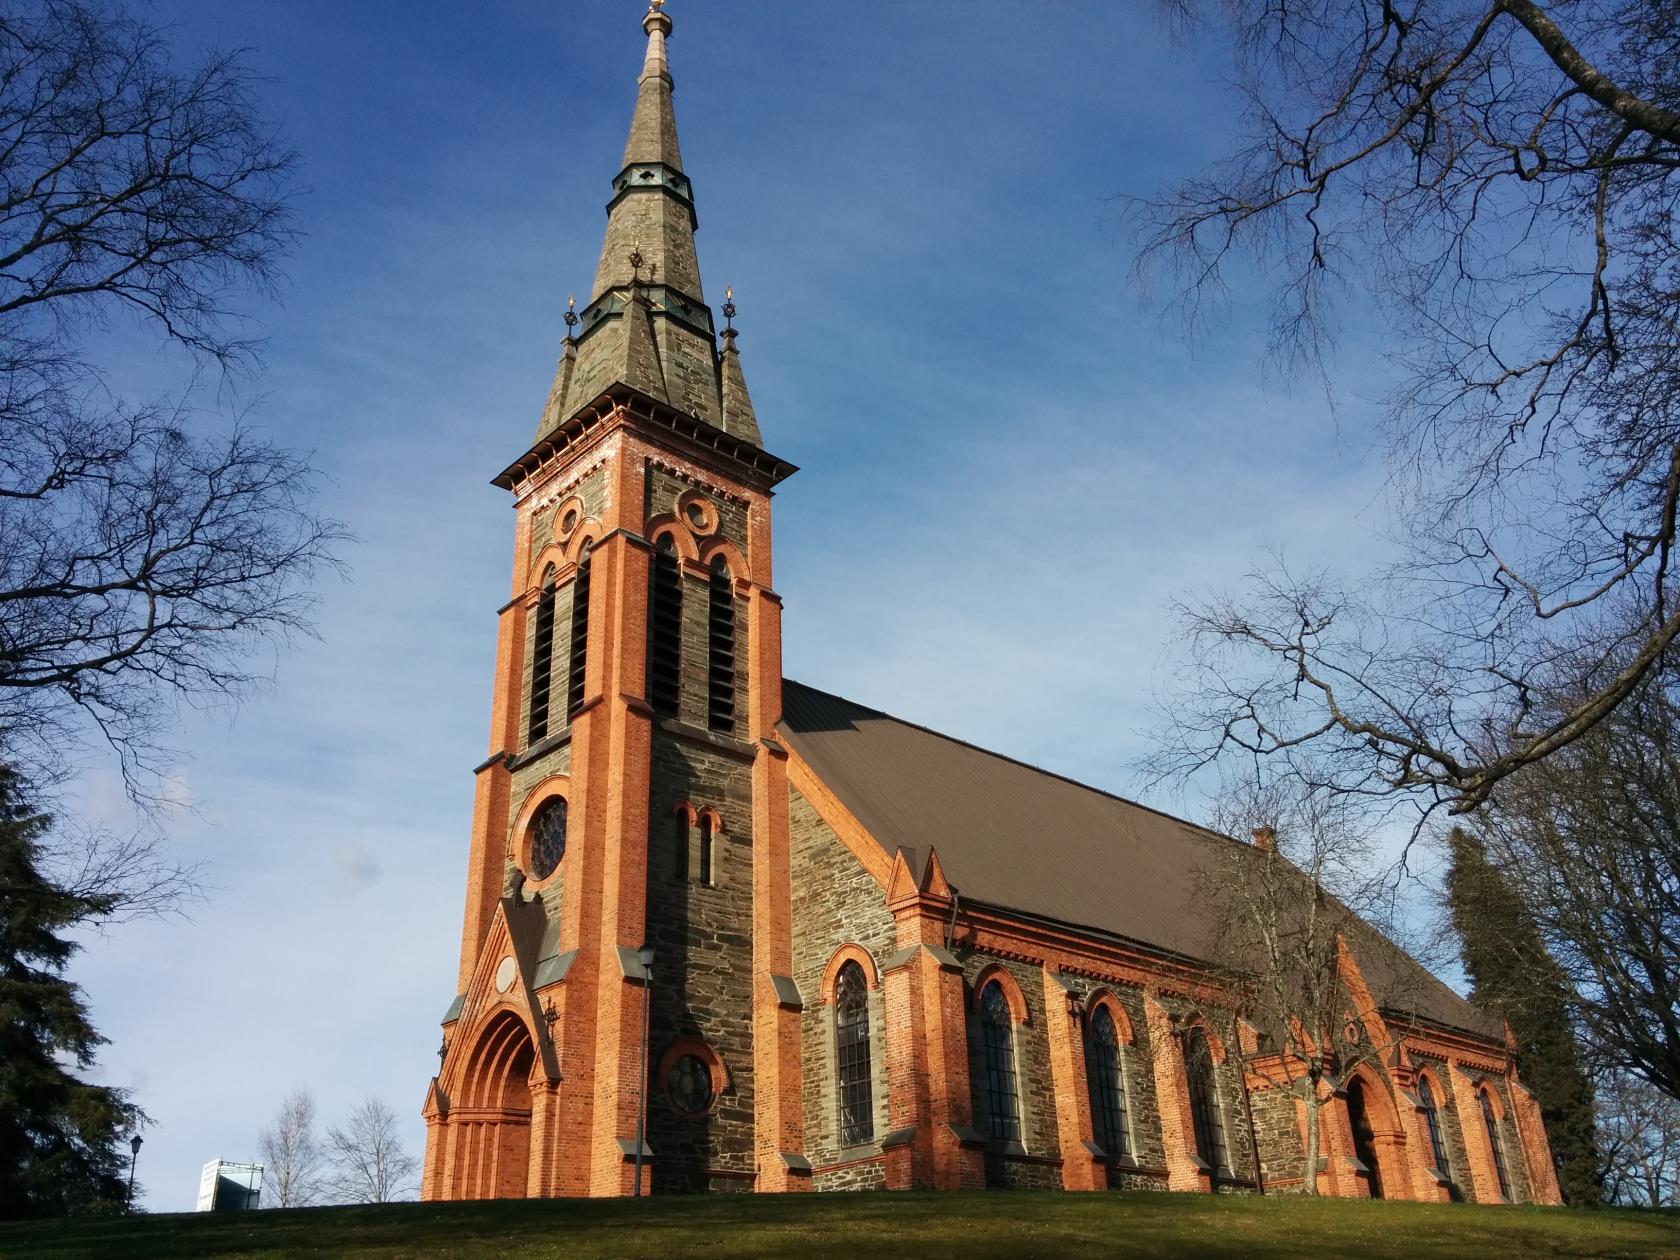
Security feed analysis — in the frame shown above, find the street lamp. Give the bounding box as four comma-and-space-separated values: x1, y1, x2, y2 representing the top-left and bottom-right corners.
127, 1134, 144, 1207
633, 944, 655, 1198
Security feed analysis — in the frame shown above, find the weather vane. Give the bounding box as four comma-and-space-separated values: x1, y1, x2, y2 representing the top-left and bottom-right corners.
722, 285, 736, 332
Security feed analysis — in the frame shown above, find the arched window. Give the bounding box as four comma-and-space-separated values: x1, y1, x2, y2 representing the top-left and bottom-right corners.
527, 572, 557, 743
706, 556, 735, 734
566, 544, 592, 719
648, 535, 681, 717
1086, 1005, 1131, 1158
1419, 1076, 1451, 1179
834, 960, 873, 1146
979, 980, 1020, 1142
698, 813, 714, 886
1478, 1089, 1512, 1201
1182, 1028, 1227, 1175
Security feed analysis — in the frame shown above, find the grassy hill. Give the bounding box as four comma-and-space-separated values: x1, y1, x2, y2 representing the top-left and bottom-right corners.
2, 1190, 1676, 1259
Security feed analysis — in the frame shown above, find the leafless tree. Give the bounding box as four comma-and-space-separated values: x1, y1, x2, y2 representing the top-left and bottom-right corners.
1469, 654, 1680, 1101
258, 1089, 323, 1209
0, 2, 343, 807
1137, 0, 1680, 816
1197, 771, 1394, 1193
324, 1098, 419, 1204
1599, 1073, 1680, 1206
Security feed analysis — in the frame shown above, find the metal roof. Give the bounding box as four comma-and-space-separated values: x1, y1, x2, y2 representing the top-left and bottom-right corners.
778, 679, 1500, 1043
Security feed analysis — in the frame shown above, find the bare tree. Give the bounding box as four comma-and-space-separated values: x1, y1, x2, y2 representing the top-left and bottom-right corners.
1198, 772, 1393, 1193
1469, 656, 1680, 1101
1599, 1073, 1680, 1206
0, 1, 343, 806
257, 1089, 323, 1209
1137, 0, 1680, 815
324, 1098, 419, 1204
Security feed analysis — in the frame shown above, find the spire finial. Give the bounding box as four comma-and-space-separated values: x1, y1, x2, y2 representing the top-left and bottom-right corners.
563, 294, 578, 343
722, 286, 736, 333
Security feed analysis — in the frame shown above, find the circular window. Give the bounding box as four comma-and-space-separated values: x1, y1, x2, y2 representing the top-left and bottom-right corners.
668, 1053, 715, 1115
685, 501, 706, 528
529, 797, 568, 880
561, 507, 579, 534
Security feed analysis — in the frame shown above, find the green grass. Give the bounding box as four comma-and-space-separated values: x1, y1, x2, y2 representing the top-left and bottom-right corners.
1, 1191, 1676, 1260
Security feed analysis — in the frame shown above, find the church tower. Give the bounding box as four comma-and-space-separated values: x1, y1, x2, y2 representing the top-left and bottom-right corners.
422, 3, 805, 1198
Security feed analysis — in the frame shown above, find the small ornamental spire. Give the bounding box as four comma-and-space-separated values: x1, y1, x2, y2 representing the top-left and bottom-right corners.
563, 294, 578, 343
722, 286, 736, 333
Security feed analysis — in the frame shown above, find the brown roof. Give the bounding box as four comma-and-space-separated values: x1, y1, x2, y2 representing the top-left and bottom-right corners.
778, 679, 1501, 1043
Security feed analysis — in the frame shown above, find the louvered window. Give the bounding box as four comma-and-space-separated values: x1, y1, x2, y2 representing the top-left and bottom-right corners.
835, 961, 874, 1146
648, 536, 681, 716
1479, 1089, 1512, 1200
1420, 1077, 1451, 1178
707, 556, 735, 733
1087, 1006, 1131, 1158
566, 545, 592, 718
980, 981, 1020, 1142
1183, 1029, 1227, 1176
527, 574, 557, 743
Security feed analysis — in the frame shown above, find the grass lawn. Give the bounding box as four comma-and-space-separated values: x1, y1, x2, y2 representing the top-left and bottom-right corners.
1, 1190, 1676, 1260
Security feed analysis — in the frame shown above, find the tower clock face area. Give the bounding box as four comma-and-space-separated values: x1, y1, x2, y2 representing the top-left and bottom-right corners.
528, 796, 568, 881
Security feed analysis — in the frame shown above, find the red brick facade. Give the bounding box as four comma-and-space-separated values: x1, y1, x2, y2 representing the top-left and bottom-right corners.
419, 6, 1561, 1207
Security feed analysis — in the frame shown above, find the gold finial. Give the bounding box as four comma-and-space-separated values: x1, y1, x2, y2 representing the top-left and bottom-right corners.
722, 286, 737, 333
650, 0, 666, 10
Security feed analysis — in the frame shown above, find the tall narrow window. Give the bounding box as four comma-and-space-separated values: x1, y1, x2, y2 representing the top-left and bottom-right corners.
980, 981, 1020, 1142
1419, 1077, 1451, 1179
835, 960, 874, 1146
1183, 1028, 1228, 1175
1479, 1089, 1512, 1200
1087, 1006, 1131, 1158
698, 813, 714, 886
673, 809, 690, 881
566, 544, 592, 719
707, 556, 735, 733
527, 573, 557, 743
1347, 1078, 1384, 1199
648, 535, 682, 716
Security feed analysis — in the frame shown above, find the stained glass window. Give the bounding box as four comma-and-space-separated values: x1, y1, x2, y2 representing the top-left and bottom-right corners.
1479, 1089, 1512, 1200
1183, 1028, 1227, 1175
980, 981, 1020, 1142
529, 797, 567, 880
1087, 1005, 1131, 1158
1420, 1076, 1451, 1177
669, 1053, 714, 1116
835, 961, 873, 1146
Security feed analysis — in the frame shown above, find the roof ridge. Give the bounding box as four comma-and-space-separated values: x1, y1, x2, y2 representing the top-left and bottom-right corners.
779, 676, 1244, 852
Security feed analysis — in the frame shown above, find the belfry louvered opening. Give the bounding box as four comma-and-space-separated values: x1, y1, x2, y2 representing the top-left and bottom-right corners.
567, 545, 592, 719
706, 555, 735, 733
527, 573, 557, 744
648, 536, 682, 716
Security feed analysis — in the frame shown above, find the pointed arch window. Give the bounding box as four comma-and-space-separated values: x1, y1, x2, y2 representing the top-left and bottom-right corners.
834, 960, 874, 1147
1183, 1028, 1228, 1175
707, 556, 736, 734
1478, 1088, 1512, 1200
527, 571, 557, 744
1087, 1005, 1131, 1159
566, 544, 592, 719
979, 980, 1020, 1142
1419, 1076, 1451, 1179
648, 535, 682, 717
698, 812, 714, 885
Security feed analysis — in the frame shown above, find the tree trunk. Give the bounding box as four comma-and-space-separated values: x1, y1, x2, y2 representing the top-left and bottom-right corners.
1302, 1082, 1322, 1196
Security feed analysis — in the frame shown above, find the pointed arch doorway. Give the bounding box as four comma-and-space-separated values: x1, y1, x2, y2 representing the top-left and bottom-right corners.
455, 1011, 537, 1199
1345, 1074, 1400, 1199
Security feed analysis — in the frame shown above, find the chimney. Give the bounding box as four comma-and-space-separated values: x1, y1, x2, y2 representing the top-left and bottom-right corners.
1252, 826, 1276, 853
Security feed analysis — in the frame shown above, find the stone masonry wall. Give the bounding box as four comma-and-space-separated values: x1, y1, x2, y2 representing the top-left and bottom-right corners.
787, 787, 894, 1190
1052, 975, 1171, 1191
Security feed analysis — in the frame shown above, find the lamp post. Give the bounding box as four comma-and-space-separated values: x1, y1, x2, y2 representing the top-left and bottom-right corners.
127, 1134, 143, 1207
633, 944, 655, 1198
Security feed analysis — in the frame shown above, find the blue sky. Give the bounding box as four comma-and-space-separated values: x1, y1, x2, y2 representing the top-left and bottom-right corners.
73, 0, 1408, 1210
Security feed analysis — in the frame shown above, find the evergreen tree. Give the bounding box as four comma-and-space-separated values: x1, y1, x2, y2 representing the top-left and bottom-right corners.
0, 767, 143, 1218
1446, 825, 1602, 1206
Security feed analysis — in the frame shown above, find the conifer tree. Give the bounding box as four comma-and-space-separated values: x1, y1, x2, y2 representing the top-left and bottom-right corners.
0, 767, 143, 1218
1446, 826, 1601, 1206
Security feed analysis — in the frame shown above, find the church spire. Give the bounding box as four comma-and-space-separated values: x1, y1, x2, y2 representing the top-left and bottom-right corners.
539, 4, 766, 445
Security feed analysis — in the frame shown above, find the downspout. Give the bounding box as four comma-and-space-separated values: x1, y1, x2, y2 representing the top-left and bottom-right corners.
1232, 1012, 1266, 1195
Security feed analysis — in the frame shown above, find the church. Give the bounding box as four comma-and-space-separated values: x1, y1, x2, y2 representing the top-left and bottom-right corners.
419, 5, 1562, 1206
